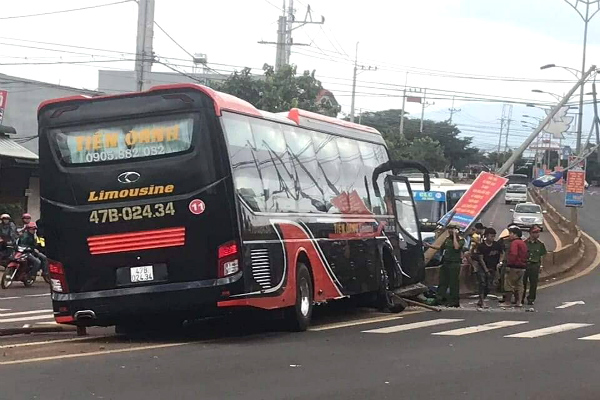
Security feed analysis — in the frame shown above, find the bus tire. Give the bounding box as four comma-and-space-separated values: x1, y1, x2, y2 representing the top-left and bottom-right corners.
285, 263, 313, 332
377, 260, 406, 313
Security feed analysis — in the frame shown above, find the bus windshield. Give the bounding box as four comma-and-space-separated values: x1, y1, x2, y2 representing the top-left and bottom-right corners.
52, 115, 195, 164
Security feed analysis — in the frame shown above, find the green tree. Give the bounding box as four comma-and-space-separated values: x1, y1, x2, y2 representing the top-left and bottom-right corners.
354, 109, 482, 171
217, 64, 341, 117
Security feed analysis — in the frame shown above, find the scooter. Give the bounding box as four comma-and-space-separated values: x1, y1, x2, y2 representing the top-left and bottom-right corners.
1, 246, 50, 289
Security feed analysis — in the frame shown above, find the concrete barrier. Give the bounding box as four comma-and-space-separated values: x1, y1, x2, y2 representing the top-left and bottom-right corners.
530, 189, 585, 279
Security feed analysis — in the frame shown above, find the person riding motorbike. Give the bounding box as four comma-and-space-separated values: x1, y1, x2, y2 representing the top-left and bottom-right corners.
18, 222, 47, 280
0, 214, 17, 263
17, 213, 32, 235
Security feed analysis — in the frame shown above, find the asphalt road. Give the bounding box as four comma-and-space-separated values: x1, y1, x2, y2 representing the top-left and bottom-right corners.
479, 191, 556, 250
0, 192, 595, 400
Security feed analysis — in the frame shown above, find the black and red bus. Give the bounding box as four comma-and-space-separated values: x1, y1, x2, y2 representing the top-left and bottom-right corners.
38, 84, 427, 331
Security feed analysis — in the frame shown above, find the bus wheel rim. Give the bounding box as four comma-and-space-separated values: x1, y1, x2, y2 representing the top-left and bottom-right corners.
299, 278, 310, 316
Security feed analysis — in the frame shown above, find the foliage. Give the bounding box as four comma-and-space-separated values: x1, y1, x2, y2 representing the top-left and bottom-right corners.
355, 109, 484, 171
217, 64, 341, 117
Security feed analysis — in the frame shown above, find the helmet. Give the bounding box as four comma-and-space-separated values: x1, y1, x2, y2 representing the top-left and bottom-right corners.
0, 214, 10, 220
22, 213, 31, 219
26, 222, 37, 230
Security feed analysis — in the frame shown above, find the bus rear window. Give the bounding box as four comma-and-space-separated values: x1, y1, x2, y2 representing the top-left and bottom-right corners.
52, 117, 194, 164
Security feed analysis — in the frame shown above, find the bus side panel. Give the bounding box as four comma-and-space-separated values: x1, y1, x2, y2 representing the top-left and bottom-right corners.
221, 209, 392, 310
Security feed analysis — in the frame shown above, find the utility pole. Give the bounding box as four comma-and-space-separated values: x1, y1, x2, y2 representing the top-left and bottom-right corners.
259, 1, 324, 71
349, 42, 376, 122
275, 15, 287, 71
448, 96, 461, 123
135, 0, 155, 92
504, 104, 513, 153
420, 89, 427, 133
399, 73, 408, 137
497, 107, 506, 163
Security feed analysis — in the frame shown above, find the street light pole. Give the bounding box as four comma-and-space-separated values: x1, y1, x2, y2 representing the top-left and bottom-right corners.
577, 6, 589, 154
563, 0, 600, 154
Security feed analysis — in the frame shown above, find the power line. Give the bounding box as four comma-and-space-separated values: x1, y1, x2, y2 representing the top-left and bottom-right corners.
0, 0, 135, 20
263, 0, 283, 12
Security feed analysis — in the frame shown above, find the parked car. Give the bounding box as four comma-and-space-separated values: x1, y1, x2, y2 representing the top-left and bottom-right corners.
511, 202, 546, 230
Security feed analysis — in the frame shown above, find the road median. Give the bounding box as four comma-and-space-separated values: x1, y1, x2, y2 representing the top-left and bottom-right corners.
530, 188, 586, 280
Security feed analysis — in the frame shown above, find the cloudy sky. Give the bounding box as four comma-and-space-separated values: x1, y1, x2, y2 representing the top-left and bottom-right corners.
2, 0, 599, 152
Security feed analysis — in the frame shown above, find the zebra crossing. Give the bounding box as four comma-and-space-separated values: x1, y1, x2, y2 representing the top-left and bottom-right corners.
362, 317, 600, 341
0, 308, 54, 327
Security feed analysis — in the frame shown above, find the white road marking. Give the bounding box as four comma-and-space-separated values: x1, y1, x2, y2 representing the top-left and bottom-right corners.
0, 335, 114, 349
432, 320, 529, 336
578, 333, 600, 341
0, 308, 10, 312
556, 301, 585, 309
0, 314, 54, 324
0, 309, 52, 318
310, 310, 425, 332
505, 323, 593, 338
363, 318, 463, 334
24, 293, 50, 298
0, 342, 193, 365
0, 297, 21, 301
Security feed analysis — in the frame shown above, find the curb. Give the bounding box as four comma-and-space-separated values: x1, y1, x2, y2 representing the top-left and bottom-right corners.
0, 324, 76, 337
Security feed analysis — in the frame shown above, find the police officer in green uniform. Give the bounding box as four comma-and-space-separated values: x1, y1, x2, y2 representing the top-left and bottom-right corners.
429, 223, 465, 307
523, 224, 547, 306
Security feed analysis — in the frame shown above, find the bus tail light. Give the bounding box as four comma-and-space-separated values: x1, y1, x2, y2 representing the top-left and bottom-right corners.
218, 241, 240, 278
48, 260, 69, 293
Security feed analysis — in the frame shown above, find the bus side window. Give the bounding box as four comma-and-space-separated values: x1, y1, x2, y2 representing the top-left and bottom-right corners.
336, 137, 370, 214
222, 114, 265, 211
250, 119, 296, 213
359, 142, 390, 215
312, 131, 343, 213
282, 126, 328, 213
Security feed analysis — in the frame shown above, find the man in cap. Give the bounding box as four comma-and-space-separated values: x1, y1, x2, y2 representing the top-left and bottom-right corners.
523, 225, 547, 306
428, 222, 465, 307
503, 227, 528, 307
497, 224, 517, 302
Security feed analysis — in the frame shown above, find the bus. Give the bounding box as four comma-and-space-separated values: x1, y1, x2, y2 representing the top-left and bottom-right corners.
38, 84, 427, 332
408, 180, 469, 238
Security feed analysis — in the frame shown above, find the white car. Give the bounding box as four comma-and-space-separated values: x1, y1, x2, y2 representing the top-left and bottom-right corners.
505, 184, 527, 204
511, 202, 546, 231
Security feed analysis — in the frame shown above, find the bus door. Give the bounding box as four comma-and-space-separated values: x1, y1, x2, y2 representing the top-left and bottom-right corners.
384, 176, 425, 285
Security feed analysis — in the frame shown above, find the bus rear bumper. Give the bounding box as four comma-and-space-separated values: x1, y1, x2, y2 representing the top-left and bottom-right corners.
51, 271, 243, 326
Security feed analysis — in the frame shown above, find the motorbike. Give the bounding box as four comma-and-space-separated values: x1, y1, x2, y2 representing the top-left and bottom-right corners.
1, 246, 51, 289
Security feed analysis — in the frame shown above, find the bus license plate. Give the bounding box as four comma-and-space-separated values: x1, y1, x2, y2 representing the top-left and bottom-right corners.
130, 266, 154, 283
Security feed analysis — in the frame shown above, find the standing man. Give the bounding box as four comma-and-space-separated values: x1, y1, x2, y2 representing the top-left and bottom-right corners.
429, 223, 465, 308
476, 227, 504, 308
523, 225, 547, 306
503, 227, 528, 308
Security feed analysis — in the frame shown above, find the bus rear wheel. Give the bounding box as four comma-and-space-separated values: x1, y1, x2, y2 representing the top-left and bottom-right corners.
377, 264, 407, 313
285, 263, 313, 332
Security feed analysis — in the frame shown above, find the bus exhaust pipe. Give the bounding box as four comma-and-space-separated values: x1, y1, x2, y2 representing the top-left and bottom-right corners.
74, 310, 96, 321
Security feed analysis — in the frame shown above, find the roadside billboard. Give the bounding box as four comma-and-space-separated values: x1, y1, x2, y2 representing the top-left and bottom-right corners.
438, 172, 508, 231
565, 156, 586, 207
